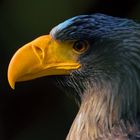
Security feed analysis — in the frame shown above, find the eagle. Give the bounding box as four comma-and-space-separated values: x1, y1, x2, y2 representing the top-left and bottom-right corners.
8, 14, 140, 140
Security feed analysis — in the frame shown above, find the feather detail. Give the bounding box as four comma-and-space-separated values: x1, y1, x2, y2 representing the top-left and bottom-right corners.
66, 88, 140, 140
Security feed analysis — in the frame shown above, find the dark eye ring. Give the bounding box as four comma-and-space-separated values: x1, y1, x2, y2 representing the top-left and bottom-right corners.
73, 40, 89, 54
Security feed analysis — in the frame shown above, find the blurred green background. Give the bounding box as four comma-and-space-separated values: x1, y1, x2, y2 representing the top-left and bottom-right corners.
1, 0, 140, 140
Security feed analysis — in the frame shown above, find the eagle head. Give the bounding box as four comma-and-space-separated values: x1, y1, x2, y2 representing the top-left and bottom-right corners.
8, 14, 140, 139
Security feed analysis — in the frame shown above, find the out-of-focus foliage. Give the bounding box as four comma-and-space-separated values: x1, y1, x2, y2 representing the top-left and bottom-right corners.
1, 0, 140, 140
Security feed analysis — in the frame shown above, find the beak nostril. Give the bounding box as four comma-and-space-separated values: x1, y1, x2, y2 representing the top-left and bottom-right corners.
32, 45, 44, 62
34, 46, 42, 55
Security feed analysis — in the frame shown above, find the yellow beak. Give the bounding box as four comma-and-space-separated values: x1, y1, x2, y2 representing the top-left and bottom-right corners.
8, 35, 81, 89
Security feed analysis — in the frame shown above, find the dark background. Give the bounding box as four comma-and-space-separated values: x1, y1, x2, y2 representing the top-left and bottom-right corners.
1, 0, 140, 140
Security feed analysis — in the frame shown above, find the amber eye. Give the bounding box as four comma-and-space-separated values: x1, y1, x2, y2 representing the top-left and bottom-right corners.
73, 40, 89, 54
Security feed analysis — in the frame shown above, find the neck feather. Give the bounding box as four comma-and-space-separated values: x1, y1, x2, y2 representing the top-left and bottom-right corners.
66, 83, 140, 140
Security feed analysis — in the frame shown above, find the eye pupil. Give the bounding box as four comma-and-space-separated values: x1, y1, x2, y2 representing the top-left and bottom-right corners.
75, 42, 83, 50
73, 40, 88, 53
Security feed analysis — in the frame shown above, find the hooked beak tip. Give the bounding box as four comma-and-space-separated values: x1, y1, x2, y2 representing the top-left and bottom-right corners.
8, 79, 15, 89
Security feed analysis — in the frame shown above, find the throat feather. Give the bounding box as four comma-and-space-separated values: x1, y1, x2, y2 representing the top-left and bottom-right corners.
66, 84, 140, 140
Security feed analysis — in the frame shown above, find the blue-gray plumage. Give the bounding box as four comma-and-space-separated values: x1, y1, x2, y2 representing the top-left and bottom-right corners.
50, 14, 140, 140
